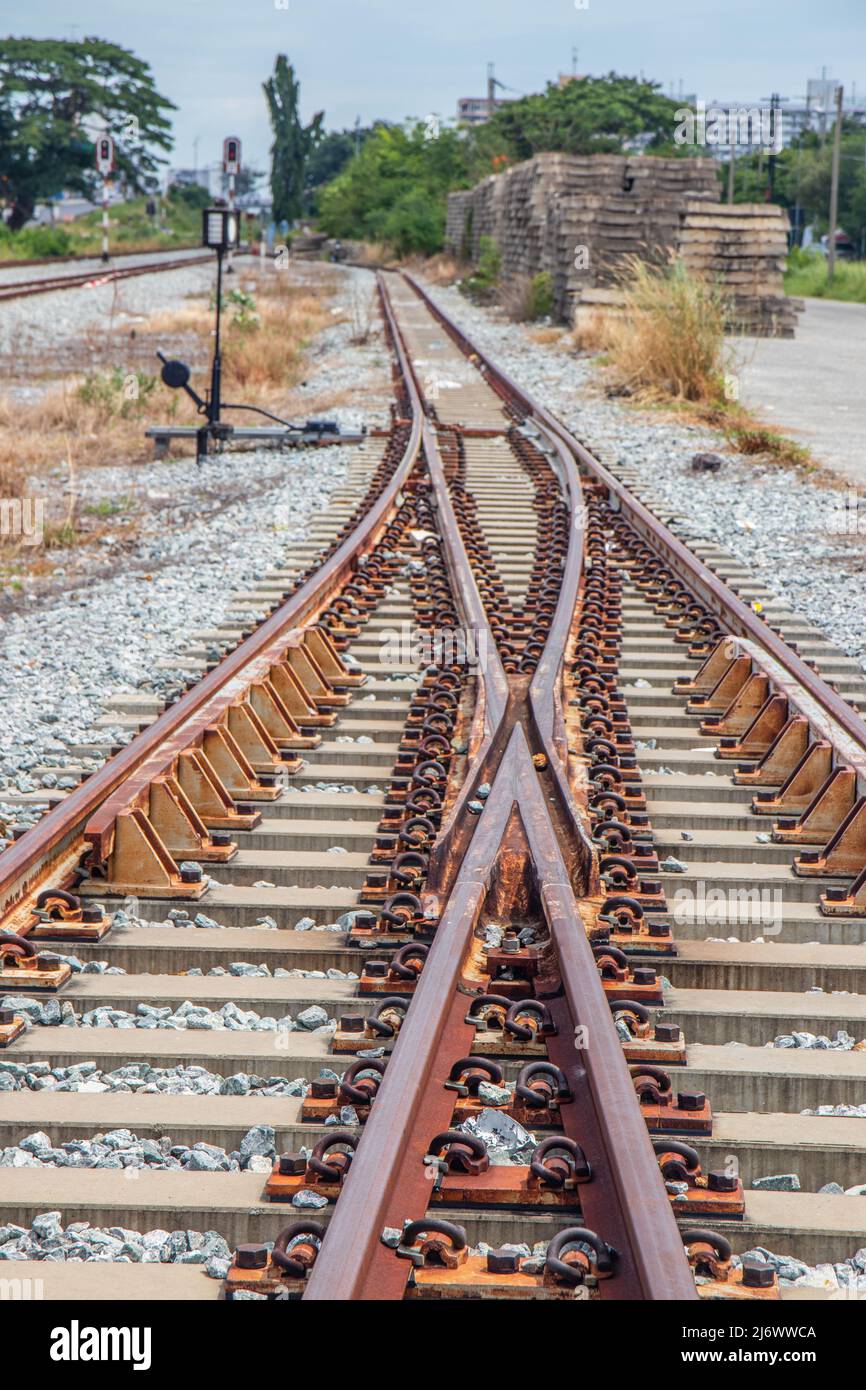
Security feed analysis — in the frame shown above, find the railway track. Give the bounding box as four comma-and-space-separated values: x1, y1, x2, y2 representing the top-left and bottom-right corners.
0, 245, 202, 272
0, 248, 214, 302
1, 267, 865, 1303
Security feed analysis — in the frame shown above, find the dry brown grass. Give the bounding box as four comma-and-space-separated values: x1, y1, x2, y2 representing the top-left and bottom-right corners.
498, 272, 535, 322
125, 277, 330, 403
350, 241, 395, 269
400, 252, 465, 286
140, 303, 213, 336
0, 450, 25, 501
528, 326, 568, 347
601, 257, 730, 404
0, 386, 150, 478
576, 258, 813, 469
0, 266, 338, 560
569, 306, 613, 354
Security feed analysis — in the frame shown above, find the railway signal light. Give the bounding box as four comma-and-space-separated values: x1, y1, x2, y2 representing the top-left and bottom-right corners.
152, 191, 353, 461
202, 207, 239, 251
222, 138, 241, 275
95, 136, 115, 263
223, 136, 242, 174
95, 135, 115, 176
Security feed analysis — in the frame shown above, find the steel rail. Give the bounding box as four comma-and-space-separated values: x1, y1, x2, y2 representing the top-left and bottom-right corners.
0, 278, 421, 919
304, 269, 696, 1302
0, 252, 214, 302
0, 245, 203, 271
403, 271, 866, 759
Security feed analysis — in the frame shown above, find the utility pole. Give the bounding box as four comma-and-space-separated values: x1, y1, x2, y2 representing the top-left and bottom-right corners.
767, 92, 780, 200
223, 137, 241, 276
827, 84, 844, 283
487, 62, 496, 119
727, 151, 735, 204
95, 135, 114, 264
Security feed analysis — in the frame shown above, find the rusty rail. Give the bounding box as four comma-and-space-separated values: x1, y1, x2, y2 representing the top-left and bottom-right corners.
0, 252, 214, 302
0, 244, 203, 271
0, 278, 421, 920
304, 270, 696, 1302
402, 271, 866, 760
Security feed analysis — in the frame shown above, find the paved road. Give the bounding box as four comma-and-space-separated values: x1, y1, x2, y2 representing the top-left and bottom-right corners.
730, 297, 866, 485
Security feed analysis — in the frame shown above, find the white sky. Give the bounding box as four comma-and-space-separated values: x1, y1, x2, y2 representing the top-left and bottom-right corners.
2, 0, 864, 174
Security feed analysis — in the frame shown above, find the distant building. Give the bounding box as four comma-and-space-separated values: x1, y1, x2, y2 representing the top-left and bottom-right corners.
457, 95, 512, 126
457, 64, 516, 126
170, 166, 223, 197
691, 80, 866, 161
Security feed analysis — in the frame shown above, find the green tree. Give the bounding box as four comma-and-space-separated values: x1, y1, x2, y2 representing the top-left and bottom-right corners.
263, 55, 323, 224
471, 73, 686, 166
306, 127, 378, 191
318, 121, 471, 254
0, 37, 174, 229
730, 120, 866, 250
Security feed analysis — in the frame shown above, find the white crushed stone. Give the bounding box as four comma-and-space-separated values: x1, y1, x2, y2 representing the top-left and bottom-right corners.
0, 443, 350, 797
0, 255, 213, 357
0, 269, 390, 805
418, 279, 866, 668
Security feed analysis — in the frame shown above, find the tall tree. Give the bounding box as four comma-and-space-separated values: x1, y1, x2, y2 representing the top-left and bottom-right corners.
306, 127, 377, 191
0, 37, 174, 229
471, 73, 686, 167
263, 55, 323, 224
318, 122, 471, 255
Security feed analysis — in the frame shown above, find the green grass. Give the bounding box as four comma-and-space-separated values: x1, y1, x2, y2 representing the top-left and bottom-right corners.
458, 235, 502, 303
0, 192, 210, 261
722, 419, 814, 469
0, 224, 76, 259
63, 194, 204, 255
784, 249, 866, 304
83, 497, 134, 517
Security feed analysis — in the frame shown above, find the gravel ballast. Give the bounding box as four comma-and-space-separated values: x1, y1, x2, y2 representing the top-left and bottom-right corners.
0, 441, 349, 797
0, 268, 389, 802
0, 255, 214, 359
418, 278, 866, 668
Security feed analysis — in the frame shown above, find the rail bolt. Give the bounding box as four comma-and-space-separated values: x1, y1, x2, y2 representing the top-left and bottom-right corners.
487, 1248, 521, 1275
339, 1014, 366, 1033
654, 1023, 681, 1042
278, 1153, 308, 1176
235, 1243, 269, 1270
310, 1079, 338, 1099
633, 968, 657, 985
707, 1171, 738, 1193
677, 1092, 706, 1111
742, 1259, 775, 1289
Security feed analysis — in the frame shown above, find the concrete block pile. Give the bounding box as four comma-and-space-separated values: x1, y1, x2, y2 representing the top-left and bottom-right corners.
446, 154, 798, 336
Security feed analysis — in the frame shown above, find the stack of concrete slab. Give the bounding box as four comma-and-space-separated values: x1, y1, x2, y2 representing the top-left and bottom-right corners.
446, 154, 798, 336
677, 201, 799, 336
